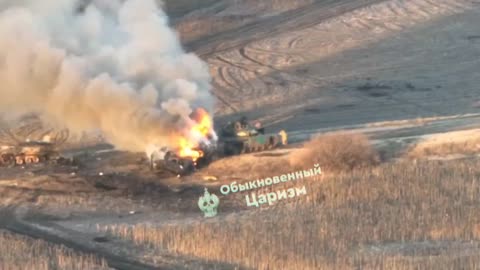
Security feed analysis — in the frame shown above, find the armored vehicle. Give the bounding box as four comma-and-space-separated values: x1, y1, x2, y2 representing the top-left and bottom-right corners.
149, 141, 217, 176
150, 150, 196, 176
218, 117, 287, 155
13, 141, 59, 165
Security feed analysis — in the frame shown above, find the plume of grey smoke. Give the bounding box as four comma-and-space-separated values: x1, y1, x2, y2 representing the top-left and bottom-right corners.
0, 0, 213, 152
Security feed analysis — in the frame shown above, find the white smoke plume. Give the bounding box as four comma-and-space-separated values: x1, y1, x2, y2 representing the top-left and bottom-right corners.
0, 0, 214, 152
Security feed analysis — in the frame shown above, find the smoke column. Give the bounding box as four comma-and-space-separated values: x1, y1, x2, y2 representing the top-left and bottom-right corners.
0, 0, 214, 152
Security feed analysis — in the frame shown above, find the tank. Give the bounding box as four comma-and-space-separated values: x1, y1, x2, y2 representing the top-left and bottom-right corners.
150, 150, 196, 176
13, 141, 59, 165
150, 141, 217, 176
218, 117, 287, 155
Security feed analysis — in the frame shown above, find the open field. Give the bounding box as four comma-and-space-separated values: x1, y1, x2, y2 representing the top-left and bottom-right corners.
100, 158, 480, 270
407, 129, 480, 158
1, 0, 480, 269
0, 128, 480, 269
0, 229, 110, 270
191, 0, 480, 134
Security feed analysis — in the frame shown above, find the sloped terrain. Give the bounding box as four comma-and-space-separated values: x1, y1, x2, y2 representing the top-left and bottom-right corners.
2, 0, 480, 269
193, 0, 480, 133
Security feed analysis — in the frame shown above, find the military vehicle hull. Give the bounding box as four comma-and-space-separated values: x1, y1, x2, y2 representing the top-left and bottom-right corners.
218, 118, 287, 156
220, 131, 287, 155
150, 142, 217, 176
14, 141, 58, 165
0, 141, 66, 167
151, 153, 196, 176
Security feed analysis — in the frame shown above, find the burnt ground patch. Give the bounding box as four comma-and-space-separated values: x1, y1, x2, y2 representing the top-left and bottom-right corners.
356, 82, 393, 97
355, 81, 432, 98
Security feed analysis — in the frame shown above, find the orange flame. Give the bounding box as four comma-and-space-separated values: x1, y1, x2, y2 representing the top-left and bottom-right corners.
190, 108, 213, 138
177, 137, 203, 161
175, 108, 214, 162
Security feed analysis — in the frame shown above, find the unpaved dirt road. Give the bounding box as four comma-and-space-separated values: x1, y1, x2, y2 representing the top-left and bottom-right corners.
0, 209, 159, 270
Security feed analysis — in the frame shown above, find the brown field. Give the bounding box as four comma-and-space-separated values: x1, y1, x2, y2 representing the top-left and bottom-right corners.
407, 129, 480, 158
289, 132, 380, 171
1, 0, 480, 268
100, 155, 480, 270
203, 131, 379, 183
172, 0, 314, 44
0, 230, 110, 270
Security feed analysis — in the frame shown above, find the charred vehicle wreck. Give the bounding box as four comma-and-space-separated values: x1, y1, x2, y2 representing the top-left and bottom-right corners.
149, 114, 287, 176
149, 139, 218, 176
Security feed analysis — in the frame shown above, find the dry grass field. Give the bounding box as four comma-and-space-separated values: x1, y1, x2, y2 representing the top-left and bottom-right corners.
100, 158, 480, 270
407, 129, 480, 158
1, 0, 480, 268
289, 132, 380, 171
98, 131, 480, 270
0, 230, 110, 270
203, 131, 379, 183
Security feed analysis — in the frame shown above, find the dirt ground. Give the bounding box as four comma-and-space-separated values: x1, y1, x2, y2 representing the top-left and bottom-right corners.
2, 0, 480, 269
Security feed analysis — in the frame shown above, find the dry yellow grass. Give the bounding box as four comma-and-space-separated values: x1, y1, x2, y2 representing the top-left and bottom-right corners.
100, 158, 480, 270
289, 132, 380, 172
407, 129, 480, 158
203, 132, 379, 182
0, 230, 110, 270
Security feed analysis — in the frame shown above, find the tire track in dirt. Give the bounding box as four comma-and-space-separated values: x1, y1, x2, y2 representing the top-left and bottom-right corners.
208, 1, 390, 113
217, 66, 242, 91
236, 0, 476, 65
189, 0, 387, 57
216, 56, 258, 73
0, 209, 159, 270
209, 0, 479, 115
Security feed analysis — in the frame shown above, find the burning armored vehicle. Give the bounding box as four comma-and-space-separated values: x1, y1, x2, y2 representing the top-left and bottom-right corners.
149, 108, 218, 176
149, 140, 217, 176
149, 109, 287, 176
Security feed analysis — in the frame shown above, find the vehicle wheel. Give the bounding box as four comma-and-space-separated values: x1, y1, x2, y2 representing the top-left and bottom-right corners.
2, 154, 14, 167
234, 143, 243, 155
16, 157, 24, 165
